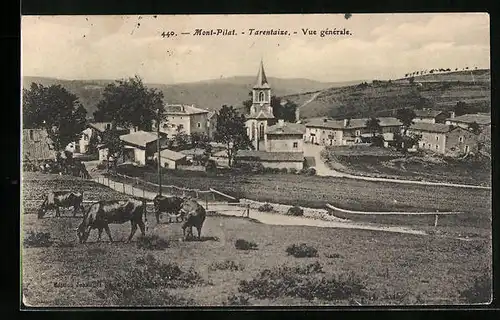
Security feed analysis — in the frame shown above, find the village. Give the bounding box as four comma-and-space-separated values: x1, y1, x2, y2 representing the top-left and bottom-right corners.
21, 14, 492, 308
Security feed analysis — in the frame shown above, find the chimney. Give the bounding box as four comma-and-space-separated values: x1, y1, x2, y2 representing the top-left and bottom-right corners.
278, 119, 284, 127
449, 111, 455, 119
343, 119, 348, 127
323, 118, 328, 123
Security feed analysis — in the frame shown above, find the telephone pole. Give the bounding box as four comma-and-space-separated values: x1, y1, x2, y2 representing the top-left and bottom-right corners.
157, 108, 162, 196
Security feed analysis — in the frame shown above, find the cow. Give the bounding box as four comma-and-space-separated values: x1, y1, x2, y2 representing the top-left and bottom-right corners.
37, 191, 84, 219
153, 195, 184, 224
76, 198, 146, 244
179, 198, 206, 241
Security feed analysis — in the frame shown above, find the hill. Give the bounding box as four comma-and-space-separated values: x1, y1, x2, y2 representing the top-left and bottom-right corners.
285, 69, 491, 119
22, 76, 360, 117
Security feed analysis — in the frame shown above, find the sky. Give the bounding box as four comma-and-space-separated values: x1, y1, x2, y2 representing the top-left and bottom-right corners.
21, 13, 490, 84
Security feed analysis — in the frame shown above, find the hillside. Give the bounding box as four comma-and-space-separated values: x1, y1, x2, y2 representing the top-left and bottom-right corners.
285, 69, 491, 119
22, 76, 359, 117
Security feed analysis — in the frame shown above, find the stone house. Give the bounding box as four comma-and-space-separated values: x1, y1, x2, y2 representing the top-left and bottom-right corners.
22, 128, 56, 160
157, 104, 210, 139
445, 113, 491, 130
413, 109, 450, 124
117, 130, 169, 166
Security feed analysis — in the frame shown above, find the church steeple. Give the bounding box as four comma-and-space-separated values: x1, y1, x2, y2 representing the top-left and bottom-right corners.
254, 59, 270, 89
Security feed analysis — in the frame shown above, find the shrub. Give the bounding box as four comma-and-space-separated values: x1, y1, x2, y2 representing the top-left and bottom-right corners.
209, 259, 244, 272
250, 162, 265, 174
286, 243, 318, 258
205, 159, 217, 173
258, 203, 274, 212
235, 239, 258, 251
136, 235, 170, 250
325, 253, 343, 259
287, 206, 304, 216
279, 168, 288, 174
298, 168, 308, 175
223, 294, 250, 306
239, 264, 367, 302
306, 167, 317, 176
288, 168, 298, 174
459, 274, 492, 303
24, 231, 53, 248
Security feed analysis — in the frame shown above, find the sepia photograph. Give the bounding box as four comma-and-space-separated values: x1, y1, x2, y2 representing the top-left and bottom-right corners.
20, 13, 492, 307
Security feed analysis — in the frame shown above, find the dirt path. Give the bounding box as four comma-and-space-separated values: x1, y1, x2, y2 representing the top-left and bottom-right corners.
302, 144, 491, 190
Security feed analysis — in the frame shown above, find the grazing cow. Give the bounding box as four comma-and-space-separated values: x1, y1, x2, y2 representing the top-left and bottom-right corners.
76, 198, 146, 244
179, 198, 206, 240
153, 195, 184, 224
37, 191, 84, 219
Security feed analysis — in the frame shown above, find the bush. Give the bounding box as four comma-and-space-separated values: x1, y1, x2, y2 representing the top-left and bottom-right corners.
298, 168, 308, 175
250, 162, 265, 174
459, 274, 492, 303
288, 168, 298, 174
209, 259, 244, 272
239, 264, 367, 302
223, 294, 250, 306
258, 203, 274, 212
136, 235, 170, 250
287, 206, 304, 216
205, 159, 217, 173
286, 243, 318, 258
235, 239, 258, 251
279, 168, 288, 174
24, 231, 53, 248
306, 167, 317, 176
325, 253, 343, 259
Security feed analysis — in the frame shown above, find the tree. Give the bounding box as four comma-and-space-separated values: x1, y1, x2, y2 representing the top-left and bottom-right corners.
272, 96, 298, 122
242, 91, 253, 114
173, 126, 190, 150
454, 101, 469, 117
214, 105, 252, 167
396, 108, 416, 135
23, 83, 87, 154
101, 126, 124, 171
394, 132, 422, 153
93, 75, 164, 131
469, 121, 482, 135
86, 131, 100, 155
191, 132, 212, 164
365, 117, 381, 137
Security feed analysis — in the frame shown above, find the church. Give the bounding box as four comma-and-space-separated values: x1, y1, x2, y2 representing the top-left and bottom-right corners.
239, 60, 306, 170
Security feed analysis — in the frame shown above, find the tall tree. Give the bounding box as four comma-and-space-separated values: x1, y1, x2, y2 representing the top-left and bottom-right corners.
453, 101, 469, 117
396, 108, 416, 135
101, 127, 124, 171
214, 105, 252, 167
272, 96, 299, 122
93, 75, 164, 131
242, 91, 253, 114
365, 117, 381, 137
469, 121, 482, 135
23, 83, 87, 154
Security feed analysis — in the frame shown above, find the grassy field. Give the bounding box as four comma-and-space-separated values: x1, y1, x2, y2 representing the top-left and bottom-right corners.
112, 165, 492, 229
321, 146, 492, 187
21, 175, 492, 306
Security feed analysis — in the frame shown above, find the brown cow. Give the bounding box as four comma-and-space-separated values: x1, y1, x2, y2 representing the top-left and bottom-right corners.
179, 198, 206, 240
76, 198, 146, 244
37, 191, 84, 219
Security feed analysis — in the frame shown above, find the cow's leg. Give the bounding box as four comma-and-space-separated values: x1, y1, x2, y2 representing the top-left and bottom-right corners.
73, 205, 79, 217
138, 220, 146, 237
196, 226, 202, 240
97, 228, 103, 242
55, 207, 60, 218
126, 221, 138, 243
104, 225, 113, 242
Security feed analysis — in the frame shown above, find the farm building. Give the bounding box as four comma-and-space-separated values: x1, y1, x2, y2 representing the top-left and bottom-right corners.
153, 149, 187, 169
265, 120, 305, 153
118, 131, 169, 166
304, 117, 402, 146
78, 122, 128, 154
407, 122, 481, 156
445, 113, 491, 129
157, 104, 210, 138
413, 109, 451, 124
22, 128, 56, 160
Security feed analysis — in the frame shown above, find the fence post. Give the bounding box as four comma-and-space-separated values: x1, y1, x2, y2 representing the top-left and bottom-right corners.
205, 193, 208, 211
247, 204, 250, 218
123, 181, 125, 194
143, 187, 145, 199
434, 214, 439, 227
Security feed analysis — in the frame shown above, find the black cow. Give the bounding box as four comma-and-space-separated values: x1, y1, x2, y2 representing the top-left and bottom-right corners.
37, 191, 84, 219
153, 195, 184, 224
179, 198, 206, 240
76, 198, 146, 244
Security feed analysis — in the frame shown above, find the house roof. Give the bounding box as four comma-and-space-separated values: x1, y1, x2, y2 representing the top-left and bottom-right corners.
305, 117, 402, 129
88, 122, 127, 132
267, 122, 306, 135
409, 122, 453, 133
446, 113, 491, 125
163, 104, 209, 115
414, 109, 445, 118
235, 150, 304, 162
180, 148, 206, 156
207, 111, 217, 119
253, 59, 270, 89
119, 131, 160, 148
155, 149, 186, 161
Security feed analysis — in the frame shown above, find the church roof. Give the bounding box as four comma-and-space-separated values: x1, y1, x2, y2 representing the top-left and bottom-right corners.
253, 59, 270, 89
248, 109, 275, 119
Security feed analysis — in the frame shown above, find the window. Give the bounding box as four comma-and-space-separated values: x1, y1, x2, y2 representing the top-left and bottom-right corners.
435, 145, 439, 150
105, 123, 111, 130
84, 134, 89, 141
197, 122, 201, 128
355, 130, 360, 136
259, 92, 265, 102
293, 142, 298, 148
435, 136, 439, 141
465, 145, 470, 153
29, 130, 34, 140
323, 130, 325, 134
178, 124, 184, 130
459, 136, 464, 143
